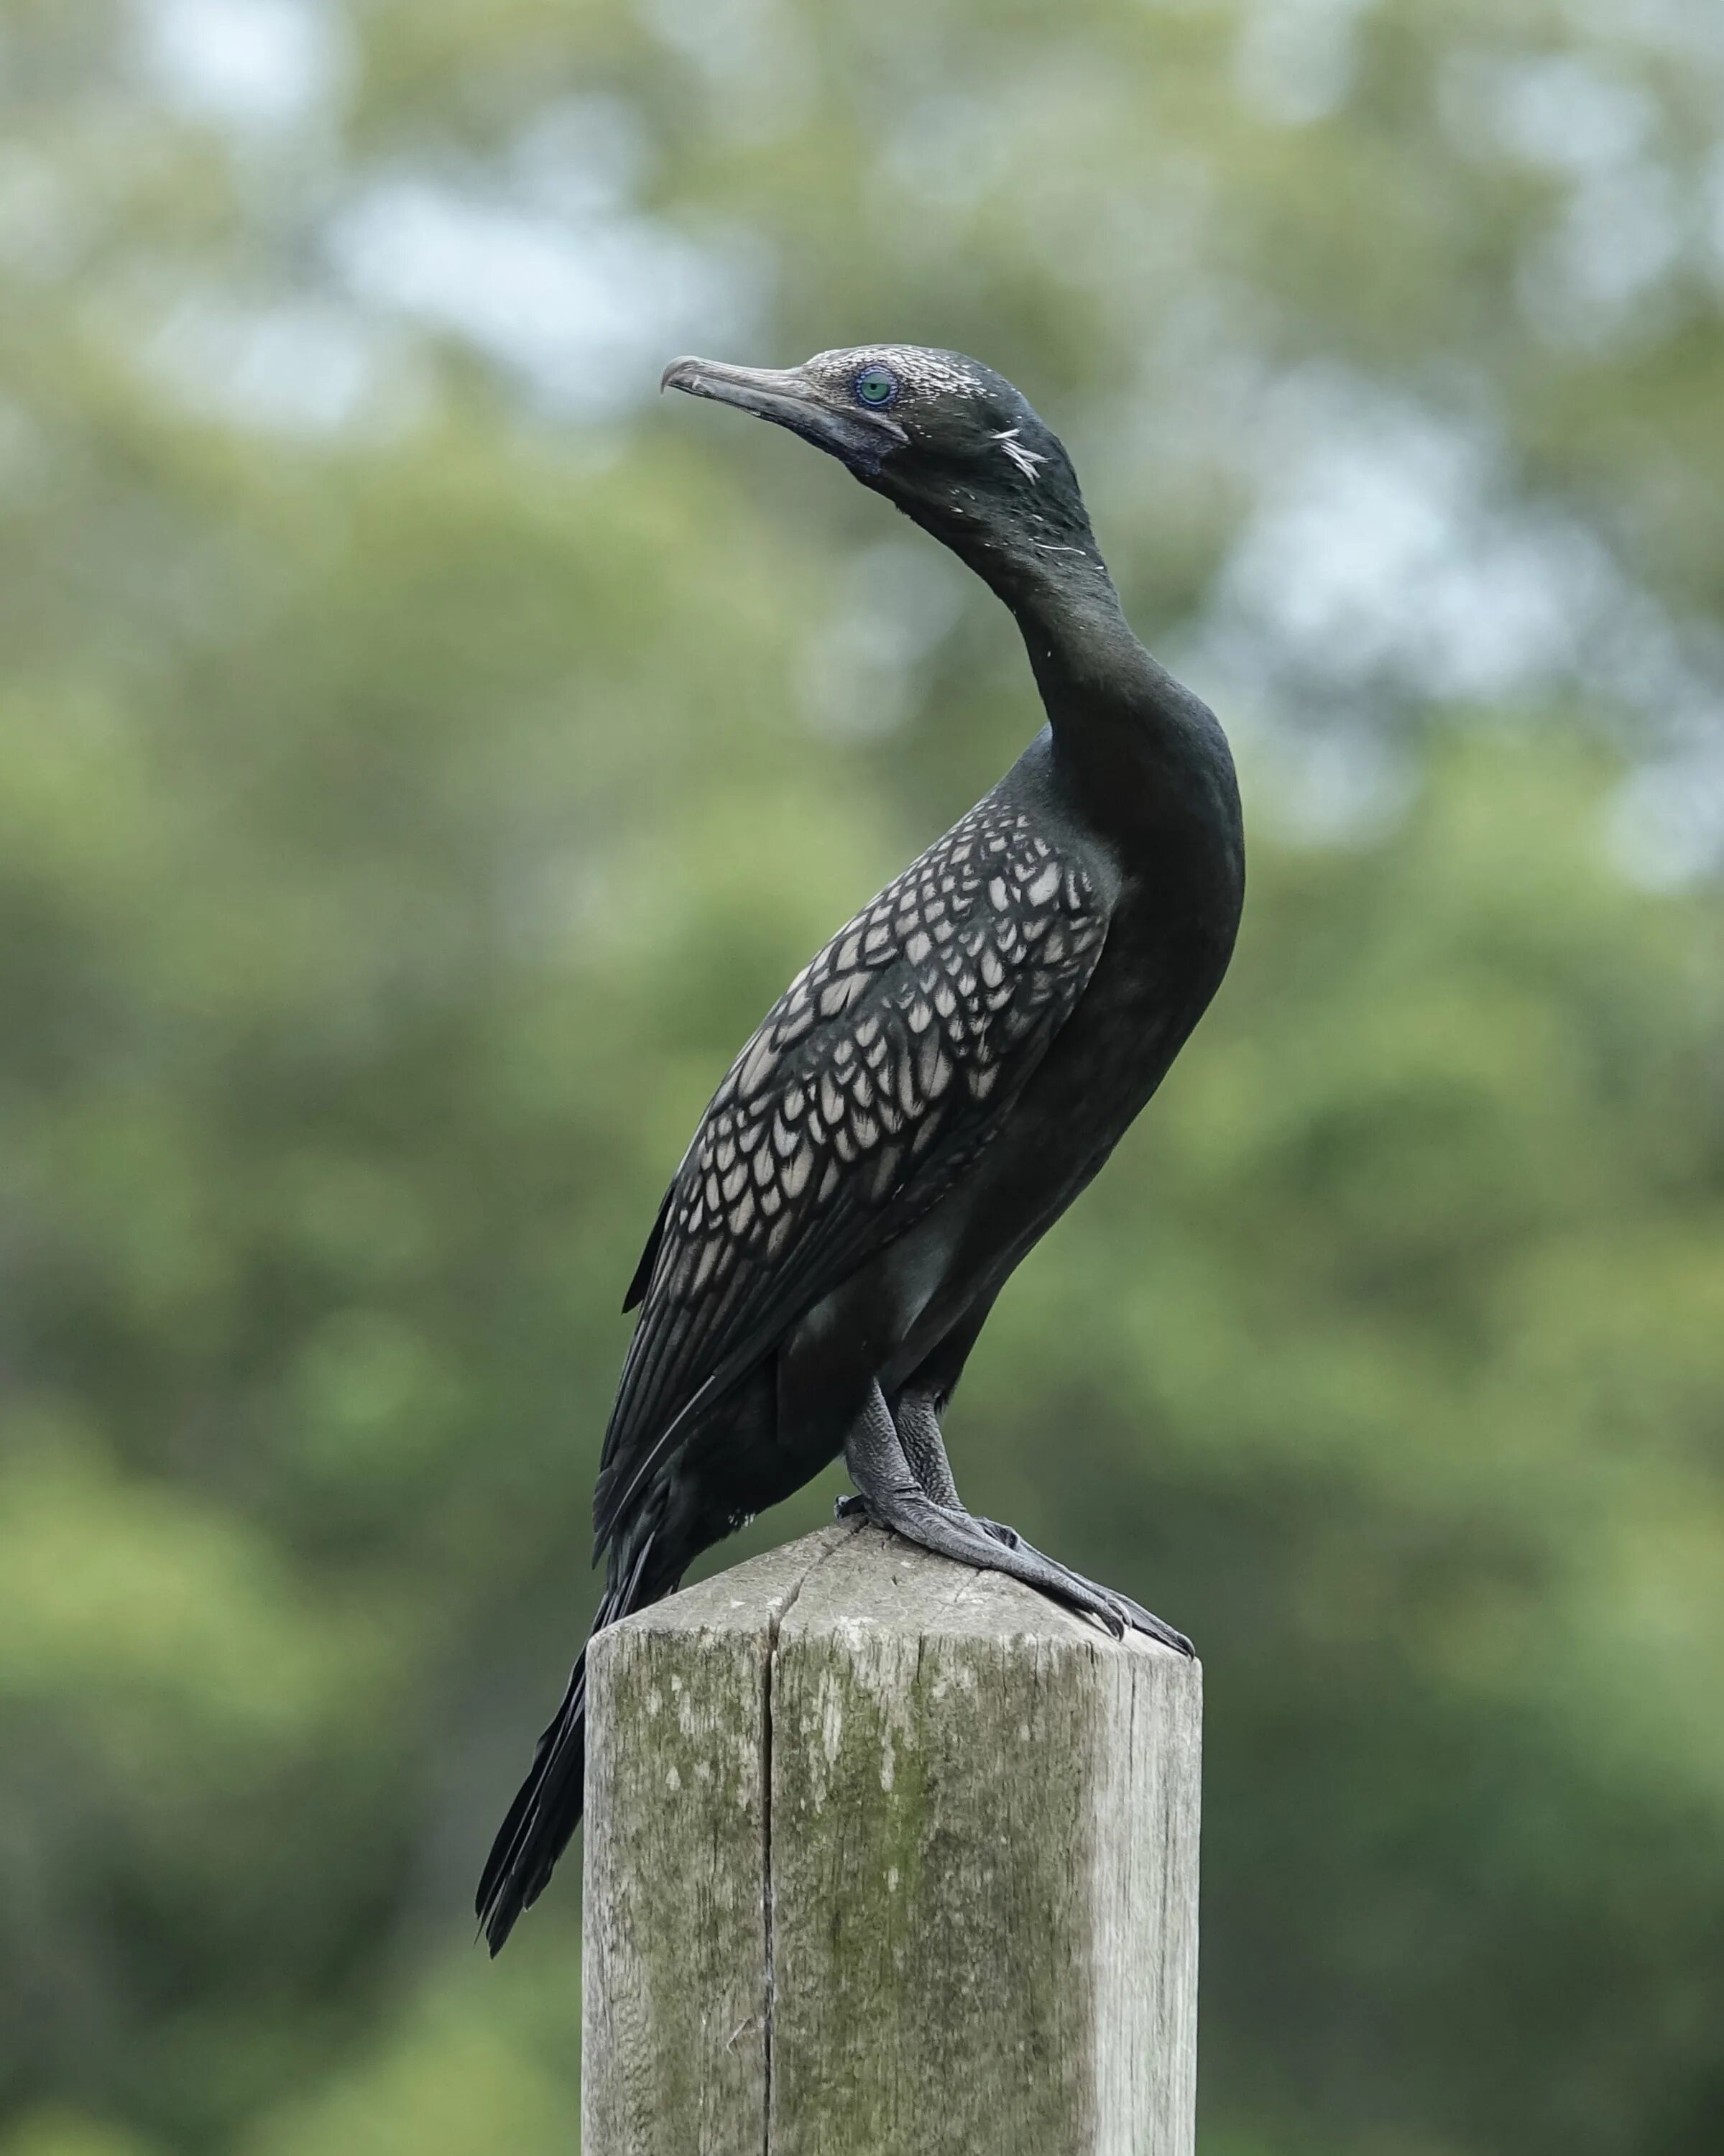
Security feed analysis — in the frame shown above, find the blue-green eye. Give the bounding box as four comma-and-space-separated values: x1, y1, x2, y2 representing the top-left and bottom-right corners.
854, 364, 899, 407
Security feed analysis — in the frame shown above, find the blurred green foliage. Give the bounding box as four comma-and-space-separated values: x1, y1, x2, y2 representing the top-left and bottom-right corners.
2, 1, 1722, 2152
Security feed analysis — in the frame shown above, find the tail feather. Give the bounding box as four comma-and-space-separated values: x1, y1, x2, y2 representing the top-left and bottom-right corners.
475, 1658, 589, 1953
476, 1534, 662, 1955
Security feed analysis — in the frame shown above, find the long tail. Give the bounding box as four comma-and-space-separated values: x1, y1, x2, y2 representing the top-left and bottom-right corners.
476, 1534, 665, 1955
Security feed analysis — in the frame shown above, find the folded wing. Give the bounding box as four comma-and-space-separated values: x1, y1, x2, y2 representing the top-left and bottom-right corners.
592, 794, 1107, 1553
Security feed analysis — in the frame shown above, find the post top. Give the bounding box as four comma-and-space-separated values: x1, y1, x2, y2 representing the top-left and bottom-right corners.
608, 1521, 1192, 1662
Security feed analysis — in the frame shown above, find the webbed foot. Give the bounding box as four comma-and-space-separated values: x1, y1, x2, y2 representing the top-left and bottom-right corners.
975, 1518, 1192, 1654
840, 1386, 1191, 1653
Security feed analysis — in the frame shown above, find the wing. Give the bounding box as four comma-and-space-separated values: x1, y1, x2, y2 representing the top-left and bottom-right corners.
591, 793, 1106, 1554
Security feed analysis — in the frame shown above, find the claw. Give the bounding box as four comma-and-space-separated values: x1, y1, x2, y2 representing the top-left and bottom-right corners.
982, 1521, 1190, 1653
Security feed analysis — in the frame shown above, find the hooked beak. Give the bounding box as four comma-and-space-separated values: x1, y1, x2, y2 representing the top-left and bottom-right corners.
660, 354, 907, 476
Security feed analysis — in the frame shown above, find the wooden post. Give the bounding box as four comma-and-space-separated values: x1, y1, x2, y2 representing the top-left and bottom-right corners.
582, 1521, 1202, 2156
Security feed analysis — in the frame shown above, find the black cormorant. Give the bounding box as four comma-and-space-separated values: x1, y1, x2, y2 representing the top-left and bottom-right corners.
477, 345, 1245, 1950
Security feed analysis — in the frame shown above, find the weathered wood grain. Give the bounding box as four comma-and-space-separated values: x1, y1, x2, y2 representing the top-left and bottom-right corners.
583, 1521, 1201, 2155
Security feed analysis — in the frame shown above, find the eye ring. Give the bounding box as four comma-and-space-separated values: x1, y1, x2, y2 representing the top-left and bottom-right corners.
852, 364, 900, 409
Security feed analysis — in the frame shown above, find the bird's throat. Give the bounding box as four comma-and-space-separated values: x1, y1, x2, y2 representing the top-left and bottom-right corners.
1005, 556, 1222, 844
891, 480, 1236, 849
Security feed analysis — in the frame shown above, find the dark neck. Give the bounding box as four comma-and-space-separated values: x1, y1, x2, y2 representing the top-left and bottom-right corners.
954, 520, 1232, 845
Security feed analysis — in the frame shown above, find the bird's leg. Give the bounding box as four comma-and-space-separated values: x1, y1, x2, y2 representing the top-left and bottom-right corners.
840, 1383, 1191, 1651
893, 1387, 964, 1508
831, 1386, 963, 1519
839, 1385, 1192, 1654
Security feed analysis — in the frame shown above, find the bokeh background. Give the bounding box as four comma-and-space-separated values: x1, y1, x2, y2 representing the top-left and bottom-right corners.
4, 1, 1723, 2151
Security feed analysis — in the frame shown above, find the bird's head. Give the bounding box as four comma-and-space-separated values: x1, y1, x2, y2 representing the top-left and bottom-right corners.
660, 344, 1098, 591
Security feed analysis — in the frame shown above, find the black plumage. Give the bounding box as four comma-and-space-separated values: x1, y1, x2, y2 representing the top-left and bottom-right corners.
477, 344, 1245, 1951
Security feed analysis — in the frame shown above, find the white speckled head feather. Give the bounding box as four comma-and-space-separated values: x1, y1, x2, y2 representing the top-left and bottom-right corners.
793, 346, 992, 401
994, 428, 1046, 481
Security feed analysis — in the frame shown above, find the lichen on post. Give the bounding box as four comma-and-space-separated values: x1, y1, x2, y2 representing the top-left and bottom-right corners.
582, 1521, 1201, 2156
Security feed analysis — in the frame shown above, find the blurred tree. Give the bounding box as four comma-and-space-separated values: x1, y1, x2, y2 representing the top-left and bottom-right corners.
1, 2, 1721, 2153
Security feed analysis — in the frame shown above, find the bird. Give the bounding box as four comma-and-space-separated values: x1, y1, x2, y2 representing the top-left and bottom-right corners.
476, 344, 1244, 1952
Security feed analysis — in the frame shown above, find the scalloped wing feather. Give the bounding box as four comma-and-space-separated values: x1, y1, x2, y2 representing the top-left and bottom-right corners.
592, 796, 1105, 1553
